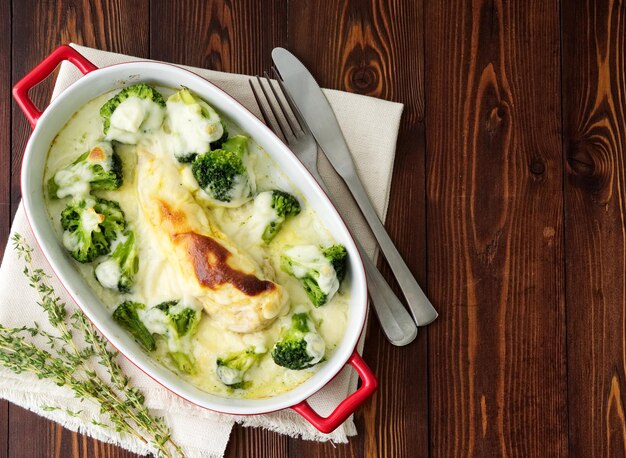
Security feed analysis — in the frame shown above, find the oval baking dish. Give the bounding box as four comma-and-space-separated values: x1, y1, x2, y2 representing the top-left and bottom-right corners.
13, 45, 376, 434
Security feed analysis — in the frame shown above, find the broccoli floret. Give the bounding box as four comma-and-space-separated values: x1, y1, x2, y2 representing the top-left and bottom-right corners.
100, 83, 166, 143
154, 300, 201, 337
169, 87, 197, 105
168, 88, 214, 118
322, 244, 348, 283
166, 88, 226, 163
113, 299, 202, 373
251, 190, 301, 244
280, 244, 348, 307
175, 152, 198, 164
95, 230, 139, 293
142, 299, 203, 374
272, 190, 301, 217
192, 149, 244, 201
168, 352, 195, 375
60, 197, 126, 263
271, 311, 326, 370
220, 135, 248, 155
191, 135, 254, 205
112, 301, 156, 351
216, 347, 265, 389
96, 200, 126, 240
48, 142, 122, 199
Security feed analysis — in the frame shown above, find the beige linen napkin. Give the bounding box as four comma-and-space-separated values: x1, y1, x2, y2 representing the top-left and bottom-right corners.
0, 44, 403, 457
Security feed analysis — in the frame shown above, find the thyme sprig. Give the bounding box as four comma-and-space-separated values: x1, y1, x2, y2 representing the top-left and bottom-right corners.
0, 233, 184, 457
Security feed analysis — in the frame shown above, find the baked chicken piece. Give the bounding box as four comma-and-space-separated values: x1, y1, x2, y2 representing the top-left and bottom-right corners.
136, 148, 286, 333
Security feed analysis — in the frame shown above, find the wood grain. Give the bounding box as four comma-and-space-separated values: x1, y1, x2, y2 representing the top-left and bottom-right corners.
0, 1, 12, 455
0, 400, 5, 458
0, 0, 11, 258
0, 0, 11, 452
424, 0, 567, 455
4, 0, 626, 456
8, 405, 138, 458
225, 426, 288, 458
150, 0, 287, 73
562, 0, 626, 456
288, 0, 429, 457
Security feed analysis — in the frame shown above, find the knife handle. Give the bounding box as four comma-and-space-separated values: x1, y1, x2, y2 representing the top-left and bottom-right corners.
344, 174, 438, 326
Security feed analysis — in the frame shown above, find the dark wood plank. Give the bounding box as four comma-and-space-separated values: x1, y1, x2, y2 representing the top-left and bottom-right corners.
0, 0, 12, 455
0, 0, 11, 259
562, 0, 626, 456
149, 1, 289, 456
150, 0, 286, 73
8, 405, 138, 458
10, 1, 149, 457
225, 426, 288, 458
0, 38, 13, 458
287, 1, 429, 457
424, 0, 567, 455
0, 402, 5, 458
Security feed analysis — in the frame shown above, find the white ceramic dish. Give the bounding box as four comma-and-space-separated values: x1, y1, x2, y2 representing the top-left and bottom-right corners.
13, 45, 376, 433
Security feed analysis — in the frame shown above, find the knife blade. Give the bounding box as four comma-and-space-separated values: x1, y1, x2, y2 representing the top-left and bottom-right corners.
272, 47, 438, 326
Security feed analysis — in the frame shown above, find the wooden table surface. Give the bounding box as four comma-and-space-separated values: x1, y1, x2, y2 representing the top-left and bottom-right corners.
1, 0, 625, 456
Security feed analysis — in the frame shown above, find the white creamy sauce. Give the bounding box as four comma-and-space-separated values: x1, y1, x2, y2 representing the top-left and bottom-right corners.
89, 142, 114, 172
106, 96, 165, 144
247, 191, 279, 242
43, 88, 349, 399
304, 332, 326, 364
52, 142, 113, 198
228, 171, 254, 203
94, 259, 121, 289
62, 231, 81, 252
166, 98, 224, 157
80, 207, 103, 233
216, 365, 243, 386
54, 169, 92, 198
242, 332, 269, 354
140, 307, 171, 336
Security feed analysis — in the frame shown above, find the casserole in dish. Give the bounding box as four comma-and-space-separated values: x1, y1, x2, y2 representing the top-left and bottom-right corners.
13, 45, 376, 433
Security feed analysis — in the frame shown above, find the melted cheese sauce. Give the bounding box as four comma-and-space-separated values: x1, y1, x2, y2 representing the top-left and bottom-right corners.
106, 96, 165, 144
43, 89, 350, 399
166, 97, 224, 156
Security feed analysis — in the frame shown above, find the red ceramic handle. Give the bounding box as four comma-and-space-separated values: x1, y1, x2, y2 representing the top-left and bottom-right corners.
292, 351, 378, 434
12, 45, 97, 127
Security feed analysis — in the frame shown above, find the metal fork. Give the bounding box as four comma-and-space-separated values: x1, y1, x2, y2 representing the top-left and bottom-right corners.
249, 71, 418, 346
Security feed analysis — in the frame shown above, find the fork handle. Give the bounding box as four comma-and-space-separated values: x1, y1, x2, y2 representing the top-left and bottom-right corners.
358, 241, 417, 345
343, 174, 438, 326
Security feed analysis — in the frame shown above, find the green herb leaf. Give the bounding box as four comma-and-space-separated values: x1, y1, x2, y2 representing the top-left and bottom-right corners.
0, 234, 184, 457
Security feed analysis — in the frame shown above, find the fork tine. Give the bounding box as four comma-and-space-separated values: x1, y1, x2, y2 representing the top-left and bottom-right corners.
262, 71, 299, 136
249, 78, 289, 141
271, 66, 311, 135
248, 79, 274, 128
255, 75, 290, 141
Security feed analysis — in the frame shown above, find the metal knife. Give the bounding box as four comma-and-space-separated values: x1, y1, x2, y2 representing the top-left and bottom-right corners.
272, 47, 438, 326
